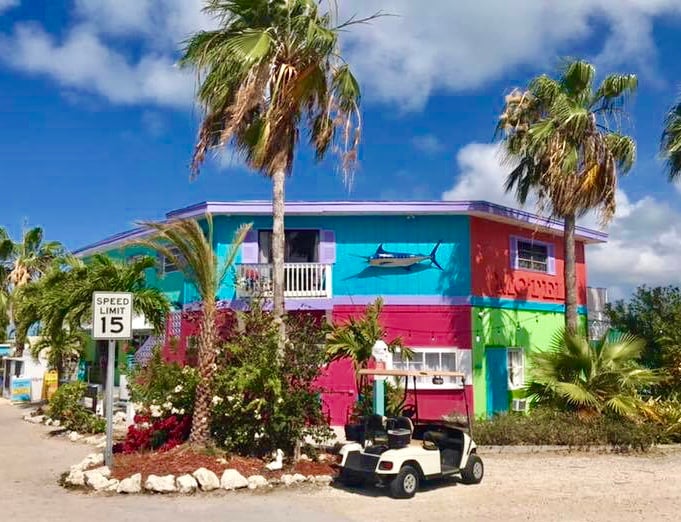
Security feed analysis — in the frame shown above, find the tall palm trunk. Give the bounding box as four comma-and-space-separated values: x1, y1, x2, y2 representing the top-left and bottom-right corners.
563, 213, 578, 335
189, 300, 218, 445
271, 169, 287, 353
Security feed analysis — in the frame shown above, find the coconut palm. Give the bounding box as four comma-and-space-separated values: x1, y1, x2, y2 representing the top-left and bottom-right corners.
180, 0, 365, 349
0, 226, 64, 354
661, 99, 681, 180
139, 217, 251, 445
497, 60, 637, 334
30, 329, 85, 385
526, 331, 659, 417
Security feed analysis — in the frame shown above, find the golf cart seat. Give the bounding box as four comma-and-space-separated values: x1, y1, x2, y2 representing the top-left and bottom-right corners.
422, 430, 463, 451
388, 416, 414, 434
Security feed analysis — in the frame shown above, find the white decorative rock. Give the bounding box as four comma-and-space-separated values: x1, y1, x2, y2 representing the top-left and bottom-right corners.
85, 470, 110, 491
292, 473, 306, 484
52, 419, 61, 427
88, 466, 111, 479
117, 473, 142, 494
105, 479, 120, 492
145, 474, 177, 493
45, 418, 53, 426
247, 475, 269, 490
27, 415, 45, 424
314, 475, 333, 485
66, 469, 85, 486
306, 475, 315, 483
76, 453, 104, 471
176, 474, 198, 494
84, 435, 105, 445
68, 431, 84, 442
280, 474, 296, 487
192, 467, 220, 491
220, 469, 248, 490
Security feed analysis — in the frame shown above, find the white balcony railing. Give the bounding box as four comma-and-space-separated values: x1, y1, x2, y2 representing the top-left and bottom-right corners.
236, 263, 332, 299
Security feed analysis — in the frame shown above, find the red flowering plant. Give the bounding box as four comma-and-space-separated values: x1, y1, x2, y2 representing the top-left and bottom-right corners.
116, 348, 199, 453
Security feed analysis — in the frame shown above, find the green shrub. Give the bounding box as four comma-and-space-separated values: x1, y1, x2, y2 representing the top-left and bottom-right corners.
642, 396, 681, 443
48, 381, 105, 434
474, 408, 660, 450
126, 348, 200, 419
211, 304, 332, 456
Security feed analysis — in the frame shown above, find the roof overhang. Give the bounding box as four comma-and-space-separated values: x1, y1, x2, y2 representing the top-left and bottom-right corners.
74, 200, 607, 256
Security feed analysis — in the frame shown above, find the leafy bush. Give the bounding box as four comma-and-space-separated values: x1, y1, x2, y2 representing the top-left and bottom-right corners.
47, 381, 105, 434
642, 396, 681, 443
126, 348, 200, 419
474, 408, 660, 450
211, 304, 332, 456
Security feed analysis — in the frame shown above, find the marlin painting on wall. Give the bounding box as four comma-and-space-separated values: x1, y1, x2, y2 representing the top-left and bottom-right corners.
365, 241, 443, 270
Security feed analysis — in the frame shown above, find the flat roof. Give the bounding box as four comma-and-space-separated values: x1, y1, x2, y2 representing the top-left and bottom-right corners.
74, 200, 607, 256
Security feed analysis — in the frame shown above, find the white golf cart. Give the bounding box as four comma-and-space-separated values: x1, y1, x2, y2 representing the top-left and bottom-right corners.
338, 369, 483, 499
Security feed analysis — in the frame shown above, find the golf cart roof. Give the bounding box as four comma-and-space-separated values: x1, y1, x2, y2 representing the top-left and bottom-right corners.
357, 369, 466, 378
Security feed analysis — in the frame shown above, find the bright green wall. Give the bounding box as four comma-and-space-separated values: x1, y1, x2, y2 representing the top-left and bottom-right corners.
471, 306, 572, 417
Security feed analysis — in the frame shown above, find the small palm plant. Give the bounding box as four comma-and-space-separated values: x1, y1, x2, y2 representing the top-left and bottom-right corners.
326, 298, 411, 397
139, 217, 251, 446
527, 331, 660, 417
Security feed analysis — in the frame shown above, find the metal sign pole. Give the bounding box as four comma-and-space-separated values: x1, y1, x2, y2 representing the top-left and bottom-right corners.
105, 339, 115, 468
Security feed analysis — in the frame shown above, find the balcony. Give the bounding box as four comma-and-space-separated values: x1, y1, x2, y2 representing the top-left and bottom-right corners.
236, 263, 333, 299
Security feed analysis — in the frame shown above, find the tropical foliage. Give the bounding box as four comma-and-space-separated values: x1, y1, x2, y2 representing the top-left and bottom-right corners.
326, 298, 412, 398
0, 225, 64, 353
138, 217, 251, 446
180, 0, 366, 346
661, 97, 681, 180
606, 285, 681, 394
14, 254, 169, 382
526, 331, 659, 417
47, 381, 106, 434
497, 59, 637, 333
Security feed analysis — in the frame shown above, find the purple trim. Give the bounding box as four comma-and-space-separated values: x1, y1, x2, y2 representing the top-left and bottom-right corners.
73, 227, 150, 256
332, 296, 471, 306
75, 199, 607, 256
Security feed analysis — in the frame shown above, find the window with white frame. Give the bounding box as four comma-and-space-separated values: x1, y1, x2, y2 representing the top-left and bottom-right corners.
511, 237, 555, 274
392, 348, 463, 389
507, 348, 525, 390
162, 246, 183, 274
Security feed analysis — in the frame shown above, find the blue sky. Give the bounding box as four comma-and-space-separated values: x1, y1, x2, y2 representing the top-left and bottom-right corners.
2, 0, 681, 298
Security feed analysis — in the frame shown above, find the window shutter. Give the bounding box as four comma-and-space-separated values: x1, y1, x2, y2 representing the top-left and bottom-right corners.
547, 243, 556, 275
240, 229, 259, 264
319, 230, 336, 264
509, 237, 518, 269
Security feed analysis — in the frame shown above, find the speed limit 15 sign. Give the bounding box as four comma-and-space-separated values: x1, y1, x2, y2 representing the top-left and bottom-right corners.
92, 292, 134, 340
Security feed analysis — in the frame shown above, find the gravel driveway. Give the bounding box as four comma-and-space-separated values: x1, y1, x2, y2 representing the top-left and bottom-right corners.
2, 399, 680, 522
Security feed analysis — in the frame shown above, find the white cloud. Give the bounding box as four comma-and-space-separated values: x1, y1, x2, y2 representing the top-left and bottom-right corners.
3, 23, 194, 107
4, 1, 681, 110
442, 142, 681, 296
411, 134, 444, 155
339, 0, 681, 109
0, 0, 19, 14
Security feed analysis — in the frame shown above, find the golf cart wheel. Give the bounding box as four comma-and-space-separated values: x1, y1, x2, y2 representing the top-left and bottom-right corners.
389, 465, 420, 499
461, 454, 484, 484
339, 469, 365, 488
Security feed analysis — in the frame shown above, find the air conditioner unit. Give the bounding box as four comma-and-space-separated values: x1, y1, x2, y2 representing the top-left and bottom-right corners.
511, 399, 528, 412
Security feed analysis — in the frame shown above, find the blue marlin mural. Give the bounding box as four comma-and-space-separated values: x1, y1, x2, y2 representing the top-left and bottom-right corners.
365, 241, 443, 270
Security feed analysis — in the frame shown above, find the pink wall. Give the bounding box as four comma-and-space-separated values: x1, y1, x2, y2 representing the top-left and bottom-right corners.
319, 305, 472, 425
470, 217, 587, 304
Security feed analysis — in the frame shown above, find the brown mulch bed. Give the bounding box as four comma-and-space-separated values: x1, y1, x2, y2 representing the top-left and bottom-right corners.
109, 446, 337, 481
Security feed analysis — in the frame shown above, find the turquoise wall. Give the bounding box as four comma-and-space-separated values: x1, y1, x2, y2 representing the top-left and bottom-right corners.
211, 214, 471, 302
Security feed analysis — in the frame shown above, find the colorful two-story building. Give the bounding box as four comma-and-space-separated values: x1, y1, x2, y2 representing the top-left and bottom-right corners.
75, 200, 606, 424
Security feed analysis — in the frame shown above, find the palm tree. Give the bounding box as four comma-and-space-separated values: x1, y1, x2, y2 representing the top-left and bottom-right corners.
30, 329, 85, 385
526, 331, 659, 417
13, 255, 170, 384
326, 298, 410, 395
661, 99, 681, 180
0, 226, 64, 354
180, 0, 365, 349
497, 60, 637, 334
138, 217, 251, 445
0, 228, 12, 342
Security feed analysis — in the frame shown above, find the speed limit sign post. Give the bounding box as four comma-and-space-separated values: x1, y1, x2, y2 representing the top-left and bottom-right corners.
92, 292, 133, 468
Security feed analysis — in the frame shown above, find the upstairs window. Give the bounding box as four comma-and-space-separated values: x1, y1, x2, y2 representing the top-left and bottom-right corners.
162, 246, 183, 274
258, 230, 319, 263
511, 237, 555, 275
